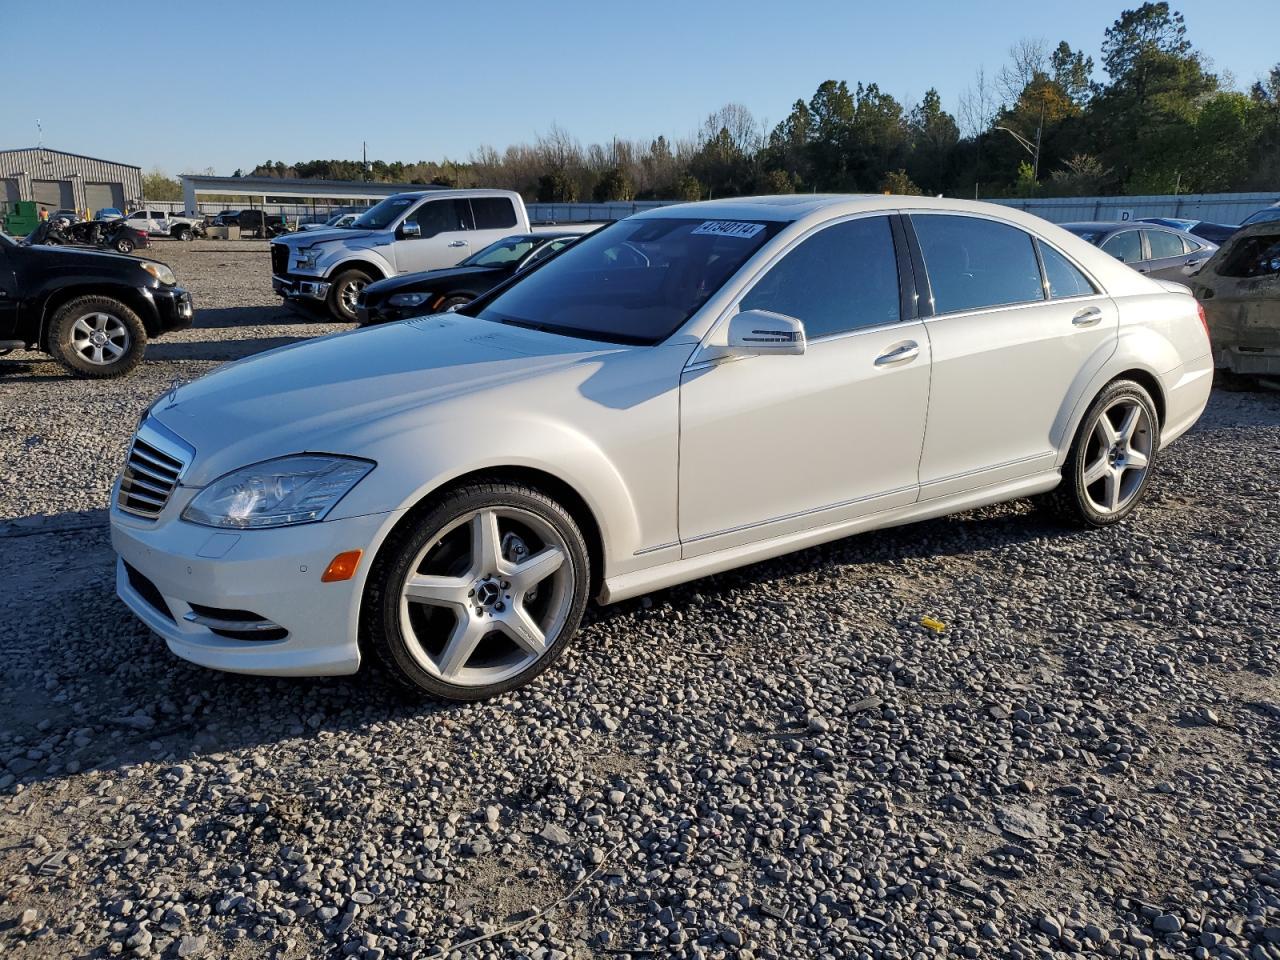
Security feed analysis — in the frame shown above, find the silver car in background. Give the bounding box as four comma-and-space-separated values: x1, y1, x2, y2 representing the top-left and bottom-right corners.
1062, 221, 1217, 281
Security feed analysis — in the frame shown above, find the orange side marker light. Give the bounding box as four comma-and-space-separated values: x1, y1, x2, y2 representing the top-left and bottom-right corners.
321, 550, 363, 582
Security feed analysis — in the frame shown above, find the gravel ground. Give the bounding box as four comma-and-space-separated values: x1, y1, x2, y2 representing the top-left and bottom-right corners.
1, 239, 1279, 960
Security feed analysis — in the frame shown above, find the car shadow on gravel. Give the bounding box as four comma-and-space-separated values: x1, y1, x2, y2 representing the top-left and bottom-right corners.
0, 509, 457, 793
144, 336, 318, 363
190, 306, 334, 330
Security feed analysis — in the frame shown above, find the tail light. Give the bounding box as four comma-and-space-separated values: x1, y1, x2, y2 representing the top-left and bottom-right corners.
1196, 301, 1211, 345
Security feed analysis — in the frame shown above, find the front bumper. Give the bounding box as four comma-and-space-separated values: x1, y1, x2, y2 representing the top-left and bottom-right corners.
111, 500, 393, 677
152, 287, 194, 334
273, 273, 330, 302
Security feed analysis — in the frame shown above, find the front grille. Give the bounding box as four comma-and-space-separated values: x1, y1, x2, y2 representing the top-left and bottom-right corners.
116, 419, 192, 519
271, 243, 289, 275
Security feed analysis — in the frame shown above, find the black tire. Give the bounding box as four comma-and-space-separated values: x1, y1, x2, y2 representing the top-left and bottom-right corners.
362, 481, 591, 701
437, 294, 472, 312
1048, 379, 1161, 526
47, 296, 147, 378
174, 227, 194, 242
115, 237, 135, 254
327, 268, 372, 322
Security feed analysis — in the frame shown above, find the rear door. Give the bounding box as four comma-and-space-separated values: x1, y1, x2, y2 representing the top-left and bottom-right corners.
394, 198, 475, 273
469, 197, 521, 250
909, 213, 1118, 499
1142, 228, 1192, 281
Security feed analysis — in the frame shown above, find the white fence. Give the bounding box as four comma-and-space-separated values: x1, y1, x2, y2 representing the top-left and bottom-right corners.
529, 192, 1279, 226
139, 191, 1279, 227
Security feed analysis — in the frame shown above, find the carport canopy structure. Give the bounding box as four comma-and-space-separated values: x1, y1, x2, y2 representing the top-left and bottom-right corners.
179, 174, 438, 213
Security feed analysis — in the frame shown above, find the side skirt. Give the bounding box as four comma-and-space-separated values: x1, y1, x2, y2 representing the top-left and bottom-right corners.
598, 470, 1061, 604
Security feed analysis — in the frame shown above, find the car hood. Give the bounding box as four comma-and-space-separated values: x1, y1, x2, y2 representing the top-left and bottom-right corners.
282, 227, 379, 246
366, 265, 503, 296
150, 315, 616, 486
21, 242, 140, 267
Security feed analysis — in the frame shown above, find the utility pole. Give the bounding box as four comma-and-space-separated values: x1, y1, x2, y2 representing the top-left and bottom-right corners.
1032, 97, 1046, 183
363, 141, 368, 181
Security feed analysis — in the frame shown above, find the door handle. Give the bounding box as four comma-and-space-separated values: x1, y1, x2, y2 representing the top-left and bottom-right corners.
448, 240, 467, 248
875, 341, 919, 366
1072, 307, 1103, 326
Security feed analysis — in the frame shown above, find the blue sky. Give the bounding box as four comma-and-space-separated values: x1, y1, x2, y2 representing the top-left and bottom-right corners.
3, 0, 1274, 175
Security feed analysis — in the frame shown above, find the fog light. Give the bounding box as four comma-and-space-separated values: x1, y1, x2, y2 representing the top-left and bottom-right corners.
322, 550, 363, 582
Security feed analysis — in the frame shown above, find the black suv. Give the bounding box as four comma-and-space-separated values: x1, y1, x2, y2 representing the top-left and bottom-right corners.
0, 232, 194, 377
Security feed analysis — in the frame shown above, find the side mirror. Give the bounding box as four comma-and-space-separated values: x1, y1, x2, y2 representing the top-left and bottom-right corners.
400, 220, 421, 239
726, 309, 806, 356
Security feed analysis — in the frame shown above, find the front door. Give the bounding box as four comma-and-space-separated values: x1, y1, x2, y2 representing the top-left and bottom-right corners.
393, 198, 474, 274
679, 214, 930, 557
910, 213, 1118, 498
0, 245, 18, 338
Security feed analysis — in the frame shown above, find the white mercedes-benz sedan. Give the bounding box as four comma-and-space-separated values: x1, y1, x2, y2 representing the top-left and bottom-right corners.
111, 195, 1213, 700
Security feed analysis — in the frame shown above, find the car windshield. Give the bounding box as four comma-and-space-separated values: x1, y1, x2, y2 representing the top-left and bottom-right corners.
352, 197, 414, 230
1241, 208, 1280, 227
462, 236, 539, 267
1062, 226, 1107, 245
472, 217, 782, 345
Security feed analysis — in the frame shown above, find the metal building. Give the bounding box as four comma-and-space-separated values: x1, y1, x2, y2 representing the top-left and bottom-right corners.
0, 147, 143, 216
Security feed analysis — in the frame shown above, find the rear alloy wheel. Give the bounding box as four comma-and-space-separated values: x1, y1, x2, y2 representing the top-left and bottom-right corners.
48, 296, 147, 378
365, 483, 590, 700
1051, 379, 1160, 526
327, 269, 371, 322
115, 237, 135, 254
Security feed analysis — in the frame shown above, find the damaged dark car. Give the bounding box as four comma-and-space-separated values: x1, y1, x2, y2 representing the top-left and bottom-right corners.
1192, 222, 1280, 381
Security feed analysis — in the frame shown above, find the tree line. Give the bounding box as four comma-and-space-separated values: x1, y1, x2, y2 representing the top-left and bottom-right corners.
157, 4, 1280, 204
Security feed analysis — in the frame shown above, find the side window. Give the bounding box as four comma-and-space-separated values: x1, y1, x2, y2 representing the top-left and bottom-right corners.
411, 199, 473, 237
912, 214, 1044, 314
471, 197, 518, 230
739, 216, 900, 338
1101, 231, 1142, 263
1145, 230, 1184, 260
1181, 236, 1202, 253
128, 211, 146, 220
1037, 242, 1097, 299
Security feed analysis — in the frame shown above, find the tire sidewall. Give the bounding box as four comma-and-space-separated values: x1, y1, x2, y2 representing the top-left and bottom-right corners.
116, 239, 134, 253
49, 296, 147, 378
328, 269, 370, 322
1065, 380, 1161, 526
369, 484, 591, 701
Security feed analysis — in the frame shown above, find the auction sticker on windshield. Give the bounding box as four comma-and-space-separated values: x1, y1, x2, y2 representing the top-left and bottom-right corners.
690, 221, 766, 239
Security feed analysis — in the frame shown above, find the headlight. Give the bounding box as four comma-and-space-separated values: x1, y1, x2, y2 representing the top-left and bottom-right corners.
182, 455, 374, 529
297, 246, 323, 270
388, 292, 430, 307
140, 262, 177, 286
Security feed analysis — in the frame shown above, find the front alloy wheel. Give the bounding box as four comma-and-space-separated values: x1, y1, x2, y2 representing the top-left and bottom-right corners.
366, 483, 590, 700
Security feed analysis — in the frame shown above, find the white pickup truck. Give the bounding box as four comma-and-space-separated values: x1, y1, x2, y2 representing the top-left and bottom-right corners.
271, 188, 559, 322
122, 209, 205, 242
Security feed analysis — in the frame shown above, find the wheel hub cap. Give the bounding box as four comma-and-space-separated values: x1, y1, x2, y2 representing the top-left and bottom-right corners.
473, 578, 504, 612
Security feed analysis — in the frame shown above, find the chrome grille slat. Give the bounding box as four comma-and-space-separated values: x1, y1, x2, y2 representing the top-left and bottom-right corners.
125, 460, 179, 486
116, 418, 194, 520
122, 474, 170, 496
129, 446, 182, 474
